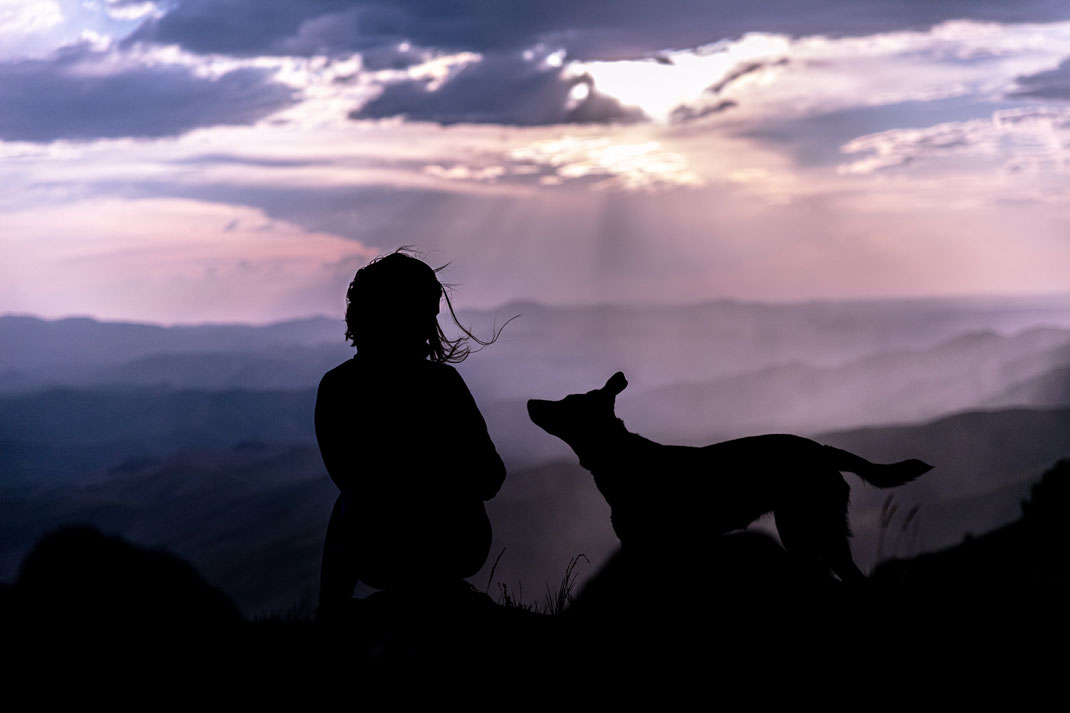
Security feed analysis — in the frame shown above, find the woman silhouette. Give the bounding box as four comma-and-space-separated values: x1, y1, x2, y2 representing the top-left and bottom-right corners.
315, 251, 507, 613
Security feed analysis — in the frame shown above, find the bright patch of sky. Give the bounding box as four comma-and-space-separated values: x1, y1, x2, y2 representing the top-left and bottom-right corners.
509, 137, 702, 190
574, 33, 792, 122
0, 0, 152, 59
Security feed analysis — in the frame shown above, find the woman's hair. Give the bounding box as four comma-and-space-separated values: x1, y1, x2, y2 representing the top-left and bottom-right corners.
344, 248, 507, 363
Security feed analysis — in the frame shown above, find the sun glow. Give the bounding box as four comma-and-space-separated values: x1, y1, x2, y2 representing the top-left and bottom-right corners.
571, 34, 791, 122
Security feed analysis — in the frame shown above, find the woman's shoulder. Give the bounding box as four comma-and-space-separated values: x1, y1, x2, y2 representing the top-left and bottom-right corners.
423, 360, 467, 386
320, 355, 460, 383
319, 357, 359, 385
423, 359, 459, 375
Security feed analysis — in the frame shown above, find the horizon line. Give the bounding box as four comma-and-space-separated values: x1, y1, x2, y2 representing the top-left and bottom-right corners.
5, 288, 1070, 329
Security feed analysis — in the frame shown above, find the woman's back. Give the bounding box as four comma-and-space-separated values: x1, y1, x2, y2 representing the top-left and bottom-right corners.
317, 354, 504, 498
316, 353, 505, 590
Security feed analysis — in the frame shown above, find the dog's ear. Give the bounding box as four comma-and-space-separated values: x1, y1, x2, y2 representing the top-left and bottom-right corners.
603, 371, 628, 397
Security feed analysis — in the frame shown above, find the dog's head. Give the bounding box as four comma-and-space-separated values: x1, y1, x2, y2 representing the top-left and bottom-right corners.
527, 372, 628, 450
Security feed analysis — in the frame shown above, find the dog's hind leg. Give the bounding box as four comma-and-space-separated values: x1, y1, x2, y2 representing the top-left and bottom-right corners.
774, 471, 865, 583
825, 540, 864, 583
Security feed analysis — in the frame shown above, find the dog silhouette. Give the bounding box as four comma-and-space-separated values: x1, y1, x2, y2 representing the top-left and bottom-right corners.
527, 372, 932, 581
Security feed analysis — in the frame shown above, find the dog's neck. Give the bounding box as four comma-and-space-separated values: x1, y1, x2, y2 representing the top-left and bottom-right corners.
575, 418, 656, 500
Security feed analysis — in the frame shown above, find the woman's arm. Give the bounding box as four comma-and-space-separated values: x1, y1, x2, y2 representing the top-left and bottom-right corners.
315, 370, 349, 491
445, 366, 506, 501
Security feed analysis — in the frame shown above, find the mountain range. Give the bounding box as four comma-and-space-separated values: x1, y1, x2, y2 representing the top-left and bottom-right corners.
3, 293, 1070, 615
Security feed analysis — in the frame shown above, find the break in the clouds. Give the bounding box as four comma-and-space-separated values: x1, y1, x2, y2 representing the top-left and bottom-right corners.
0, 41, 297, 142
0, 0, 160, 59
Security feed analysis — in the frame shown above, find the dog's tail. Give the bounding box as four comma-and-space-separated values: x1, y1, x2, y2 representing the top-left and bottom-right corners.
824, 446, 932, 488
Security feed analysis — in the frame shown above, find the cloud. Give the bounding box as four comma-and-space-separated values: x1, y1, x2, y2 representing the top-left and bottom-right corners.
413, 133, 705, 191
0, 0, 64, 58
101, 1, 162, 22
838, 107, 1070, 173
1011, 57, 1070, 100
129, 1, 346, 56
104, 5, 1070, 132
351, 51, 644, 126
132, 1, 1070, 60
353, 41, 427, 71
670, 99, 738, 123
0, 0, 160, 60
506, 136, 702, 190
0, 42, 297, 142
0, 1, 63, 35
706, 58, 786, 94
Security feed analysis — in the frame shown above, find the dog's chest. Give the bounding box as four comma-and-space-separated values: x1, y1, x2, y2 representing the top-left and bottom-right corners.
596, 458, 780, 544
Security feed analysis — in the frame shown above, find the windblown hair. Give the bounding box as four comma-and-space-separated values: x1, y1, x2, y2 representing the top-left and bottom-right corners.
344, 248, 507, 363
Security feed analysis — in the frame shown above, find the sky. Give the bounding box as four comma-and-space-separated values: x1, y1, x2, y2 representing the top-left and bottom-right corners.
4, 0, 1070, 323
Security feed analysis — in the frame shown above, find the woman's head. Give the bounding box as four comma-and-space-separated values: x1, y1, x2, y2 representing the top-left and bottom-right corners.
344, 249, 493, 363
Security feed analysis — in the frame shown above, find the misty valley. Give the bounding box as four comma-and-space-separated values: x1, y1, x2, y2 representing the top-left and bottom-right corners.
2, 293, 1070, 616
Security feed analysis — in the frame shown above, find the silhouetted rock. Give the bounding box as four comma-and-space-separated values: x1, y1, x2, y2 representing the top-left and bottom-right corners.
12, 525, 242, 632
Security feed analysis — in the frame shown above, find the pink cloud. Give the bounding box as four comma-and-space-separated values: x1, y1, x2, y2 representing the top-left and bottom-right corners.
1, 198, 377, 323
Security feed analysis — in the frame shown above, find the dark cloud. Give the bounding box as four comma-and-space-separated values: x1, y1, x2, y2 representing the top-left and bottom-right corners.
121, 1, 1070, 130
663, 57, 786, 123
134, 1, 1070, 60
670, 100, 738, 124
354, 43, 427, 71
0, 44, 297, 143
707, 58, 788, 94
351, 53, 643, 126
63, 176, 456, 244
1011, 58, 1070, 100
128, 1, 342, 56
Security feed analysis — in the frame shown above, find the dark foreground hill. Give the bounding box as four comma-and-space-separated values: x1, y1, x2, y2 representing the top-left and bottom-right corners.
5, 405, 1070, 616
3, 461, 1066, 696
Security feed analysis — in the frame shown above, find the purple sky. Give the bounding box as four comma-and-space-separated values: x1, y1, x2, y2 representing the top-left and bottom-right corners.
4, 1, 1070, 323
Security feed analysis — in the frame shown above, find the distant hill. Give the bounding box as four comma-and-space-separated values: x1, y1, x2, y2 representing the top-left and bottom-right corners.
986, 363, 1070, 408
474, 327, 1070, 467
0, 346, 353, 393
457, 293, 1070, 398
7, 292, 1070, 399
0, 314, 345, 371
0, 387, 317, 484
619, 327, 1070, 442
820, 406, 1070, 565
